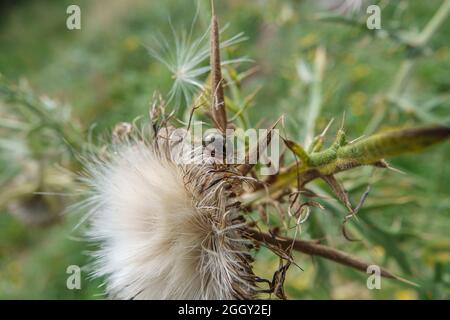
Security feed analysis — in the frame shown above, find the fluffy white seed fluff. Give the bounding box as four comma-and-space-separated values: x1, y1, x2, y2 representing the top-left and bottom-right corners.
80, 131, 255, 299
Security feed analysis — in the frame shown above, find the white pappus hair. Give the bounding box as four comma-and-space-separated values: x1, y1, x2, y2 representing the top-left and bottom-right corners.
79, 127, 256, 299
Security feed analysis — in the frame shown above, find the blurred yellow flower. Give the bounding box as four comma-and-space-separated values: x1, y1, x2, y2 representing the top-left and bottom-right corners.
436, 47, 450, 60
344, 54, 355, 65
300, 33, 318, 47
394, 289, 418, 300
371, 245, 385, 259
426, 251, 450, 266
435, 251, 450, 262
352, 64, 371, 81
288, 263, 314, 291
123, 36, 139, 52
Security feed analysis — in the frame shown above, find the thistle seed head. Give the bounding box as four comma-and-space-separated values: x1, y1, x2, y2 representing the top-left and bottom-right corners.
80, 127, 256, 299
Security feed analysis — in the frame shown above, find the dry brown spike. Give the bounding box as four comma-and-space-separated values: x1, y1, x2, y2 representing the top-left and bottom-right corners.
210, 0, 228, 133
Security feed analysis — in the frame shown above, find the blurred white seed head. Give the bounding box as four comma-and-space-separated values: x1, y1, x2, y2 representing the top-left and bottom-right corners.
316, 0, 366, 15
147, 16, 248, 108
79, 128, 255, 299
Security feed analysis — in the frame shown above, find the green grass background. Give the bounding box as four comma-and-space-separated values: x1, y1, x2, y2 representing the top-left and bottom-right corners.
0, 0, 449, 299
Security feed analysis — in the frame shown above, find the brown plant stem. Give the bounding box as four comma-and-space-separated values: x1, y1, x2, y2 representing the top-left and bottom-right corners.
246, 229, 406, 281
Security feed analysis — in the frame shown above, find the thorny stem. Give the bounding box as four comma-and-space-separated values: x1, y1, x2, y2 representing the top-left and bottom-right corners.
241, 126, 450, 206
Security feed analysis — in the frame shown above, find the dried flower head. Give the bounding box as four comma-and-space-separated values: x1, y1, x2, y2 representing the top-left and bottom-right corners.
80, 127, 256, 299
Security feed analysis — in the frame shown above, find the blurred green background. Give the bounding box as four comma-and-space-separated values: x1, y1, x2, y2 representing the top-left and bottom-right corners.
0, 0, 449, 299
